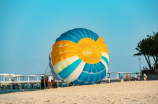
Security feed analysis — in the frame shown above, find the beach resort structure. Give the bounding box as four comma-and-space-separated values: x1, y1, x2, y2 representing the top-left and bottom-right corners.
0, 72, 140, 90
0, 74, 46, 90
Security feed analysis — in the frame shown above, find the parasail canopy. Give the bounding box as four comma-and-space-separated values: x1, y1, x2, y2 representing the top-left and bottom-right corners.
50, 28, 109, 84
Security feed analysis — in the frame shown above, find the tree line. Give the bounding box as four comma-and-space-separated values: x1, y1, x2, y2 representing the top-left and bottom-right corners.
134, 31, 158, 71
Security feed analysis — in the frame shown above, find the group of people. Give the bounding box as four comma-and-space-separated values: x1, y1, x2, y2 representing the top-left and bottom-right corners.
41, 76, 58, 90
134, 73, 140, 81
126, 73, 147, 81
107, 73, 147, 83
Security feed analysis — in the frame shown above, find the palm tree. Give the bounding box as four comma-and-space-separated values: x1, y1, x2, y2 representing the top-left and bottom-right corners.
134, 38, 152, 69
150, 32, 158, 70
134, 31, 158, 71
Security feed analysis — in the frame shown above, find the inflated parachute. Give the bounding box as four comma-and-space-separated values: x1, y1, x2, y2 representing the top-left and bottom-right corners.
50, 28, 109, 84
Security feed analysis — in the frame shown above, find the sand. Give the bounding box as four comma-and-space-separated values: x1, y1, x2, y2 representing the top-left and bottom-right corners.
0, 81, 158, 104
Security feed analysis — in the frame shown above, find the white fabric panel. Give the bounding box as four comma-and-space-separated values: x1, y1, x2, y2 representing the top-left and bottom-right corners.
102, 52, 109, 61
53, 55, 79, 74
64, 62, 85, 83
49, 55, 63, 80
101, 59, 108, 72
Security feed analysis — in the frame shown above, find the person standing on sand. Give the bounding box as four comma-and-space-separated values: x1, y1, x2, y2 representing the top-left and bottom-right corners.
126, 73, 130, 81
48, 76, 53, 88
70, 82, 74, 86
41, 76, 45, 90
54, 80, 58, 88
138, 74, 140, 80
144, 73, 147, 81
45, 76, 48, 89
120, 76, 124, 82
12, 78, 15, 89
135, 73, 138, 81
108, 77, 110, 83
51, 78, 54, 88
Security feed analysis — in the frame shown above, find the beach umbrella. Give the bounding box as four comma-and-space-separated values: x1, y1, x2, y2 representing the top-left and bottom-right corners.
50, 28, 109, 84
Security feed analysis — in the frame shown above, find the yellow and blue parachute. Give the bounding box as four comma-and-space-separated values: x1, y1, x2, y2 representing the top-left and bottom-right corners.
50, 28, 109, 84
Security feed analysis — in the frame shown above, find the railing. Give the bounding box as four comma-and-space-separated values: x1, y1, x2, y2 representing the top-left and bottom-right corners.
0, 80, 41, 84
103, 78, 119, 80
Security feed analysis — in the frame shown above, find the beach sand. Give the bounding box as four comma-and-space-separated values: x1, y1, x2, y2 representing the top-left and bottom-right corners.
0, 81, 158, 104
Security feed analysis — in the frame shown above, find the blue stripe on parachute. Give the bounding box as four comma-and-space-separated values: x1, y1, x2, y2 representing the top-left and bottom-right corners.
96, 62, 103, 72
56, 35, 79, 43
78, 72, 88, 81
102, 70, 106, 79
73, 79, 86, 85
88, 64, 93, 73
83, 64, 95, 83
87, 29, 98, 41
71, 29, 84, 39
60, 30, 81, 41
84, 73, 93, 83
80, 28, 98, 41
101, 56, 109, 67
93, 32, 99, 41
93, 64, 98, 73
97, 72, 102, 81
73, 80, 80, 84
93, 62, 105, 73
55, 28, 99, 43
77, 28, 87, 39
90, 74, 98, 83
76, 61, 106, 84
58, 59, 81, 79
83, 63, 89, 72
80, 28, 91, 39
99, 61, 105, 69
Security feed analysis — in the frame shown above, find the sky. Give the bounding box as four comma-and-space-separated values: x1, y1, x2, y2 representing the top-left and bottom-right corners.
0, 0, 158, 76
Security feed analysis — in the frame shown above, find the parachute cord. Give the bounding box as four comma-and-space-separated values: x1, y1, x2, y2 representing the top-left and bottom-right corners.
45, 71, 52, 74
44, 63, 49, 76
43, 53, 52, 76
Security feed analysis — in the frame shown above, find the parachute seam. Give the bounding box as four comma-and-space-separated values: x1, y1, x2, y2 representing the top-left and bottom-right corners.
91, 38, 103, 49
76, 29, 86, 47
71, 31, 82, 40
91, 32, 96, 47
63, 35, 80, 41
88, 30, 91, 48
92, 41, 104, 49
71, 31, 85, 48
81, 29, 88, 49
51, 52, 79, 59
77, 29, 84, 39
92, 47, 107, 51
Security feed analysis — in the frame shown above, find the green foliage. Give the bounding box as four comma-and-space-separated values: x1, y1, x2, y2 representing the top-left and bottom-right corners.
134, 31, 158, 69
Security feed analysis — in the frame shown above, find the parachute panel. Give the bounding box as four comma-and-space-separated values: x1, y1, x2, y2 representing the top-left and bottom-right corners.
58, 59, 82, 79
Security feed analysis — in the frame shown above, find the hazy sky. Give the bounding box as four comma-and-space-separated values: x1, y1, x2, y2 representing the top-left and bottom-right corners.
0, 0, 158, 75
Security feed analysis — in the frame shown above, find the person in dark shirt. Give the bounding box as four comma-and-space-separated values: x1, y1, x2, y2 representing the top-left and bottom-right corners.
41, 76, 45, 90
